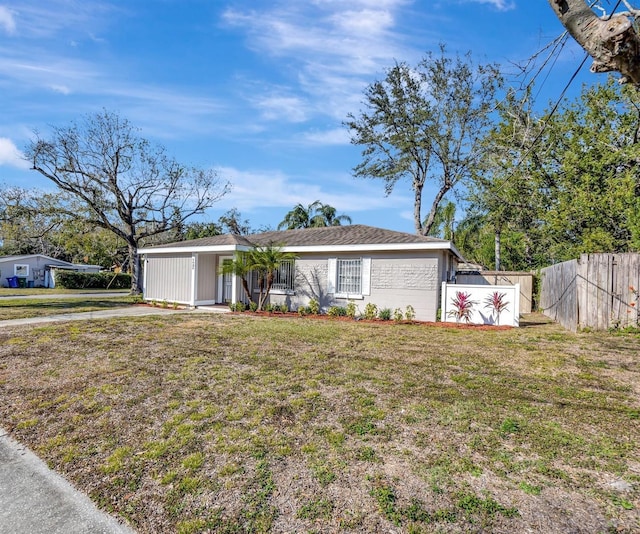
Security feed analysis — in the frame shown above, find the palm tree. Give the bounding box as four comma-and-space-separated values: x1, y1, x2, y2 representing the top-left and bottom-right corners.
248, 243, 297, 310
427, 200, 456, 241
310, 203, 352, 227
278, 201, 352, 230
219, 250, 254, 304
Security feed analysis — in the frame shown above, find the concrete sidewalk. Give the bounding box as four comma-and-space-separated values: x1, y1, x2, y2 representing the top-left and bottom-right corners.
0, 429, 134, 534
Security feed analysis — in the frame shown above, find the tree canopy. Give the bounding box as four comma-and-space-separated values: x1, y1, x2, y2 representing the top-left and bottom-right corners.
346, 45, 501, 236
277, 201, 352, 230
25, 111, 229, 292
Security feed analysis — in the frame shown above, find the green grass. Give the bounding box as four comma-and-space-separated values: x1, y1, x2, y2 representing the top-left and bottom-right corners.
0, 313, 638, 533
0, 295, 138, 320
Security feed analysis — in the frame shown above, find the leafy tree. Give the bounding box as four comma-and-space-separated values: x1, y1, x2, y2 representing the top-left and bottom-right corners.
346, 45, 501, 235
533, 79, 640, 261
468, 88, 545, 270
278, 201, 351, 230
183, 221, 223, 240
218, 208, 252, 235
25, 111, 229, 293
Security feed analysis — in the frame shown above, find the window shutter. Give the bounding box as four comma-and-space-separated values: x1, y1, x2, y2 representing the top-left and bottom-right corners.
327, 258, 336, 294
362, 257, 371, 295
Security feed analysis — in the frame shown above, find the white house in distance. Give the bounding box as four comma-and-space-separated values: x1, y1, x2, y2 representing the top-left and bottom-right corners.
0, 254, 102, 288
138, 225, 463, 322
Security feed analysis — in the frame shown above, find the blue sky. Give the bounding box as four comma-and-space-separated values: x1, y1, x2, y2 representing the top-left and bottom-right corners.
0, 0, 600, 234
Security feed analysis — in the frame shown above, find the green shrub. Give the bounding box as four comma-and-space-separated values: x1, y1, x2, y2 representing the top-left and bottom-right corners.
229, 301, 246, 312
308, 298, 320, 315
393, 308, 403, 322
297, 306, 308, 316
328, 306, 347, 317
363, 303, 378, 320
378, 308, 392, 321
264, 303, 275, 313
405, 305, 416, 321
346, 300, 357, 318
55, 271, 131, 290
249, 301, 258, 312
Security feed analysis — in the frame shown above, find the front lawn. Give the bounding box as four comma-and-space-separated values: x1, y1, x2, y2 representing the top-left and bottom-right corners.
0, 295, 139, 320
0, 314, 638, 533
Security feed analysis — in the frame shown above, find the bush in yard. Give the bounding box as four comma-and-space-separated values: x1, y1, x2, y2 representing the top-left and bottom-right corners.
393, 308, 403, 322
363, 303, 378, 320
308, 299, 320, 315
378, 308, 392, 321
55, 271, 131, 290
249, 301, 258, 312
328, 306, 347, 317
448, 291, 476, 324
405, 305, 415, 321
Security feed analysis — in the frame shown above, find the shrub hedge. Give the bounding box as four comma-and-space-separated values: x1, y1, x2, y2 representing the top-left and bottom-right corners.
55, 271, 131, 290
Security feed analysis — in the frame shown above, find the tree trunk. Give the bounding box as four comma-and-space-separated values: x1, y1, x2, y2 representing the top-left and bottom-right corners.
548, 0, 640, 85
494, 229, 502, 272
128, 242, 141, 294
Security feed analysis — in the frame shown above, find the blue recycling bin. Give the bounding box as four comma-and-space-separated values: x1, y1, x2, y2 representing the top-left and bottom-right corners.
6, 276, 18, 288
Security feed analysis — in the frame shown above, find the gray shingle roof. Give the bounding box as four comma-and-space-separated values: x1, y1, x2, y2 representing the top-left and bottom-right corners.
149, 225, 447, 249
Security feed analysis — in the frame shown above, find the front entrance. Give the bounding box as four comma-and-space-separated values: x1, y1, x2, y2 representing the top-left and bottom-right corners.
218, 257, 234, 304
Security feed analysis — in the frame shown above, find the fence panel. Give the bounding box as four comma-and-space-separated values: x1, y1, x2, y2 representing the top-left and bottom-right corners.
540, 260, 578, 332
541, 253, 640, 331
441, 282, 520, 327
456, 271, 533, 313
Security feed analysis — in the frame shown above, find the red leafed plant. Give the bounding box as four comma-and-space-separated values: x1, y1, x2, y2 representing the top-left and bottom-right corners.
484, 291, 509, 325
447, 291, 476, 323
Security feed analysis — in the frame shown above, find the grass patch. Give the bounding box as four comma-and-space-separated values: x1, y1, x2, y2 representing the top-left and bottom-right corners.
0, 313, 638, 532
0, 295, 138, 320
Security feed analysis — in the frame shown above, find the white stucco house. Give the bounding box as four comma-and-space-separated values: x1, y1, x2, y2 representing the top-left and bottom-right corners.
138, 225, 464, 322
0, 254, 102, 288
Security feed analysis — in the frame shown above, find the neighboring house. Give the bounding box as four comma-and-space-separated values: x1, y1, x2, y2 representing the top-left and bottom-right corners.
138, 225, 463, 322
0, 254, 102, 288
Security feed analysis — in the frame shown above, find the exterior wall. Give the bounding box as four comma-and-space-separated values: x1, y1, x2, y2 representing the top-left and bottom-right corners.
144, 253, 193, 304
268, 251, 444, 322
196, 254, 217, 304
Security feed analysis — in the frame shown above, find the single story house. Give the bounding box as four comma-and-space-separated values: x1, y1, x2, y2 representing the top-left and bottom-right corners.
138, 225, 463, 322
0, 254, 102, 288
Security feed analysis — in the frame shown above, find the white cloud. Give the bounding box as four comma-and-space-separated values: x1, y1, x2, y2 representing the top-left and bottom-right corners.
0, 138, 29, 169
222, 2, 422, 123
464, 0, 515, 10
302, 128, 351, 146
0, 6, 16, 34
253, 94, 309, 123
217, 165, 408, 213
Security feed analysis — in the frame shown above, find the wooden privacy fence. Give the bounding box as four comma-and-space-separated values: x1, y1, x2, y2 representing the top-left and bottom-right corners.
540, 253, 640, 331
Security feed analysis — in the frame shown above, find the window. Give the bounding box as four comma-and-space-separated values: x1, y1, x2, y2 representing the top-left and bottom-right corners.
14, 264, 29, 277
272, 259, 295, 292
328, 257, 371, 297
337, 259, 361, 294
252, 259, 295, 293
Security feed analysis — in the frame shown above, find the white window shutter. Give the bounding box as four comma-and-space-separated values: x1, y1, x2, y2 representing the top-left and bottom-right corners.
362, 257, 371, 295
327, 258, 337, 294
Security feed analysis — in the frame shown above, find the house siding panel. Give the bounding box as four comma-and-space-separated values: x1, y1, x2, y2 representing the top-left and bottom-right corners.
144, 254, 192, 304
196, 254, 217, 303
